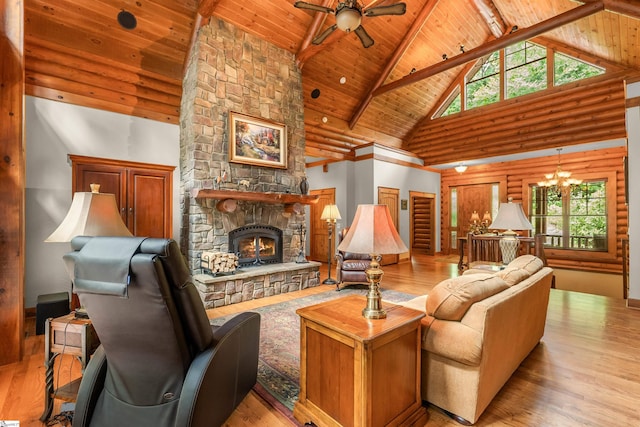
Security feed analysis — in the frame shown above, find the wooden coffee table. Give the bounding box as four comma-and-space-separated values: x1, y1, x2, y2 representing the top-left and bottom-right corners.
293, 294, 428, 427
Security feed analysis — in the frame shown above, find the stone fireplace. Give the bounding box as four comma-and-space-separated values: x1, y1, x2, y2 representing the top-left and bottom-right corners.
179, 17, 320, 308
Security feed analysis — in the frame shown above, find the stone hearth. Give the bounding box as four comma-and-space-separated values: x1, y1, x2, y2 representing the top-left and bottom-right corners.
194, 262, 321, 309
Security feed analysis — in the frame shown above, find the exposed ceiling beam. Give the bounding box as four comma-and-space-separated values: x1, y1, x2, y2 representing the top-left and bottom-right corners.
574, 0, 640, 19
199, 0, 223, 18
471, 0, 509, 38
296, 0, 335, 69
373, 1, 605, 97
348, 0, 440, 129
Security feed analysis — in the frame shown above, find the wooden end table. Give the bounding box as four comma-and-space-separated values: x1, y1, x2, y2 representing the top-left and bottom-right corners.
293, 295, 428, 427
40, 313, 100, 422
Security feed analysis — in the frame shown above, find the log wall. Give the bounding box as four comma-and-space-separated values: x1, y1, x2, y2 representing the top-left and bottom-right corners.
440, 146, 628, 273
408, 73, 627, 166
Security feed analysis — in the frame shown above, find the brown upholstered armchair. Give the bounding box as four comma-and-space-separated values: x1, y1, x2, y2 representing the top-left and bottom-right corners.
64, 236, 260, 427
335, 227, 372, 290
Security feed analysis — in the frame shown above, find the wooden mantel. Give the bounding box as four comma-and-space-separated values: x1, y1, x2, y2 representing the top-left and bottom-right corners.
191, 189, 319, 213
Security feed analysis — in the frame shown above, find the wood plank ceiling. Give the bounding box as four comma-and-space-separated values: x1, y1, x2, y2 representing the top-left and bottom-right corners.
23, 0, 640, 167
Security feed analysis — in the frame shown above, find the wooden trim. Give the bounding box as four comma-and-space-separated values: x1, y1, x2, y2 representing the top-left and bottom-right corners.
627, 98, 640, 108
627, 298, 640, 309
0, 0, 25, 366
68, 154, 175, 172
191, 189, 320, 206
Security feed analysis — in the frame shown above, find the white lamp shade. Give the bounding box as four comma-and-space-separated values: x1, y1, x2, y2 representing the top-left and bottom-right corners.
489, 200, 532, 231
45, 192, 133, 242
320, 204, 341, 221
337, 204, 408, 255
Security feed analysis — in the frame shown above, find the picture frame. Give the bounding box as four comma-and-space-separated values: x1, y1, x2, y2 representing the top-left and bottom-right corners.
229, 111, 287, 169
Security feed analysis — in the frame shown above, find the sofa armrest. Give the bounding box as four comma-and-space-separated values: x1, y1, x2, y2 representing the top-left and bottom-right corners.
422, 317, 483, 366
177, 311, 261, 427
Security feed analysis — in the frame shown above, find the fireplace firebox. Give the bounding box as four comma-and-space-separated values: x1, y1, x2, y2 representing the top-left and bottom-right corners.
229, 225, 283, 266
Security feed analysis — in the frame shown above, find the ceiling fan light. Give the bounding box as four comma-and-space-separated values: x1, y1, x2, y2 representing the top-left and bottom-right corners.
336, 8, 362, 32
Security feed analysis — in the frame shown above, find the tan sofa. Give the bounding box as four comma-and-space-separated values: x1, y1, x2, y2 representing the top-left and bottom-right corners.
398, 255, 554, 424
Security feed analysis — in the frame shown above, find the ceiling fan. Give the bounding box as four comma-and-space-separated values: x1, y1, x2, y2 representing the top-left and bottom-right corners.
294, 0, 406, 48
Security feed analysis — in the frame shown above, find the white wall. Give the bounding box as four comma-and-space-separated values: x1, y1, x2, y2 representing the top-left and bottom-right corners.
626, 82, 640, 302
25, 97, 180, 307
306, 144, 441, 254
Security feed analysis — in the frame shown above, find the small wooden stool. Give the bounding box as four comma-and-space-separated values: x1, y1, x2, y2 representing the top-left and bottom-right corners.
36, 292, 70, 335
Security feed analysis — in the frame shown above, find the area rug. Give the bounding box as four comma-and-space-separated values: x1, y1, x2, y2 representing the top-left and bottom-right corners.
209, 286, 417, 421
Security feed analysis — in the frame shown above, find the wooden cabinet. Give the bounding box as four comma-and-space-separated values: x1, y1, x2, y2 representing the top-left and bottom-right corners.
70, 155, 174, 238
294, 295, 428, 427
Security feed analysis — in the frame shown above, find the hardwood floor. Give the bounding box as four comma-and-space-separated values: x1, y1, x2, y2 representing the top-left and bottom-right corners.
3, 254, 640, 426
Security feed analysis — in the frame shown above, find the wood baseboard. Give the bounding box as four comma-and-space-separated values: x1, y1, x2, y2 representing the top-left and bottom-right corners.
627, 298, 640, 309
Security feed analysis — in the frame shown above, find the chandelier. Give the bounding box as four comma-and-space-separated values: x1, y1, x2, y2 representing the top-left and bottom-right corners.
537, 148, 582, 195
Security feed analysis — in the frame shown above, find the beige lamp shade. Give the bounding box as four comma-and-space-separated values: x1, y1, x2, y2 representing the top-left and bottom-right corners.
45, 191, 133, 242
320, 204, 341, 222
337, 204, 408, 255
470, 211, 481, 223
489, 199, 532, 233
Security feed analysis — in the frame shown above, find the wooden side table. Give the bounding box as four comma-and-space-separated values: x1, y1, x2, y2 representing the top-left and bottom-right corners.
293, 295, 428, 427
40, 313, 100, 422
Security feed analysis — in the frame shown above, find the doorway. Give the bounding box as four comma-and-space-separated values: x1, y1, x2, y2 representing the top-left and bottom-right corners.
309, 188, 336, 262
410, 191, 435, 255
378, 187, 400, 265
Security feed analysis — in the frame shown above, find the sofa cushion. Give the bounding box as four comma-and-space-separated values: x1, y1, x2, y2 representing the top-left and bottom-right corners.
495, 255, 544, 286
426, 274, 509, 321
507, 254, 544, 275
495, 267, 529, 286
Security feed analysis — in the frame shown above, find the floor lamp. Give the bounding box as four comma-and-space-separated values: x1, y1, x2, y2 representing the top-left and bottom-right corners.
320, 204, 341, 285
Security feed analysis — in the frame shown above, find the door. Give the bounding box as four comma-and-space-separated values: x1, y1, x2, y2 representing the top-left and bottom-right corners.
71, 155, 173, 238
456, 183, 494, 238
378, 187, 400, 265
309, 188, 336, 262
410, 192, 435, 255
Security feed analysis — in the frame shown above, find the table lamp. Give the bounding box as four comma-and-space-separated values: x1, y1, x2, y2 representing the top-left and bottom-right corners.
46, 184, 132, 309
337, 204, 408, 319
489, 198, 532, 264
320, 204, 341, 285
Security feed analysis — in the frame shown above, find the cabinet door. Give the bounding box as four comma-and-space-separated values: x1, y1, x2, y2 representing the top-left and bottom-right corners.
74, 162, 127, 223
127, 168, 172, 238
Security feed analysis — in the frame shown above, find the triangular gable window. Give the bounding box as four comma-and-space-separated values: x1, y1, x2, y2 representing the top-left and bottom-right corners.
432, 41, 607, 119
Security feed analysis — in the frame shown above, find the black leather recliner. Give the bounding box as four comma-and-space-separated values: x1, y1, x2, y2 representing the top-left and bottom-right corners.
335, 227, 372, 290
64, 236, 260, 427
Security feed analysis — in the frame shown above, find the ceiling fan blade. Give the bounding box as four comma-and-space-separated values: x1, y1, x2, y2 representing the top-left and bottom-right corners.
364, 2, 407, 17
312, 24, 338, 45
354, 25, 374, 48
294, 1, 334, 14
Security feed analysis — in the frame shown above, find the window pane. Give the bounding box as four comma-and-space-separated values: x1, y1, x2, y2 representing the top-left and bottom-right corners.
506, 58, 547, 98
466, 75, 500, 109
530, 182, 607, 251
451, 188, 458, 227
554, 53, 605, 86
441, 93, 461, 117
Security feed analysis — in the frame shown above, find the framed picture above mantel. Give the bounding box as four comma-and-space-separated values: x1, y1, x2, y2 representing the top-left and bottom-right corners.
229, 111, 287, 169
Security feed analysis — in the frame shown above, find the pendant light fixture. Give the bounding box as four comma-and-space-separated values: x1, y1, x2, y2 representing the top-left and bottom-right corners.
537, 148, 582, 196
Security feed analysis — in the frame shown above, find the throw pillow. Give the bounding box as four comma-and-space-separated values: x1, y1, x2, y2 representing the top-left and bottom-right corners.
426, 274, 509, 321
